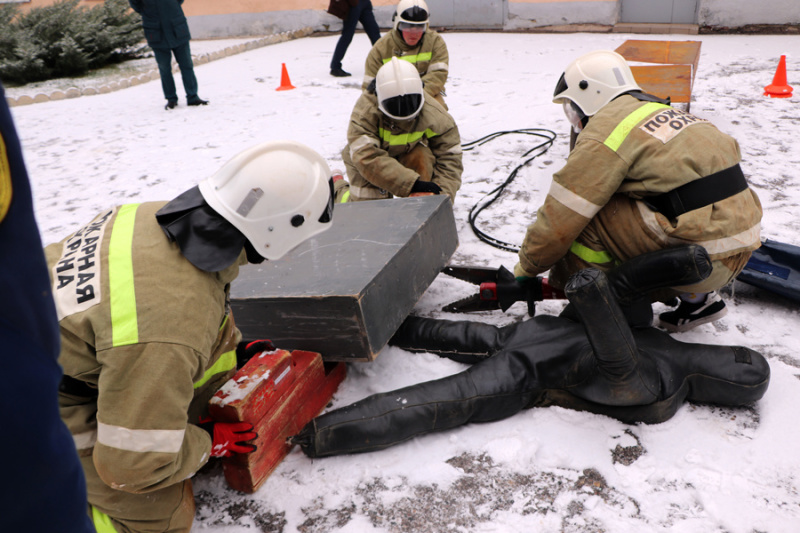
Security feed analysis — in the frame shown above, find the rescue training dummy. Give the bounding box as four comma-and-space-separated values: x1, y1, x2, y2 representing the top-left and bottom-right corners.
46, 141, 334, 533
337, 57, 462, 203
362, 0, 450, 108
514, 49, 762, 333
290, 246, 770, 458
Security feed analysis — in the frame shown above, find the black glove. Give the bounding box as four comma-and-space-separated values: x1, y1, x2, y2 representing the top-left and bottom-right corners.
495, 266, 539, 315
235, 339, 276, 367
410, 179, 442, 195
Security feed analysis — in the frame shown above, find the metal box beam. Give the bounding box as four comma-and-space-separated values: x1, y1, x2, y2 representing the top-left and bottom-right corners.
230, 196, 458, 362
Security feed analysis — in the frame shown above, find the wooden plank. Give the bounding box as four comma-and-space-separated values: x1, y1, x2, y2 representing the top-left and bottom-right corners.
209, 349, 346, 493
615, 40, 701, 68
630, 64, 694, 103
230, 195, 458, 362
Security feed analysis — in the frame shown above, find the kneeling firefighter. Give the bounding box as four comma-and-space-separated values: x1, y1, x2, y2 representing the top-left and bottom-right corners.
291, 246, 770, 458
514, 49, 762, 333
49, 141, 334, 532
336, 57, 462, 203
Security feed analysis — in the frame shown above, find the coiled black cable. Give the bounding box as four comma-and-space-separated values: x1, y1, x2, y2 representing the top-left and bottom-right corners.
462, 128, 557, 253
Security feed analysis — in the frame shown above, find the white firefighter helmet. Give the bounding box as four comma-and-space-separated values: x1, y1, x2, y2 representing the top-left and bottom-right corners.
552, 50, 641, 118
393, 0, 429, 30
198, 140, 333, 261
375, 57, 425, 121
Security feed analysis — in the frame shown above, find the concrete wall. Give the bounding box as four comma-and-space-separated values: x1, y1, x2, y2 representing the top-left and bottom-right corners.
10, 0, 800, 37
506, 0, 618, 30
698, 0, 800, 27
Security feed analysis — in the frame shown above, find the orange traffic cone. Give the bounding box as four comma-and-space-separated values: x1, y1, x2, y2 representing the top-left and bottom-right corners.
764, 55, 793, 98
276, 63, 296, 91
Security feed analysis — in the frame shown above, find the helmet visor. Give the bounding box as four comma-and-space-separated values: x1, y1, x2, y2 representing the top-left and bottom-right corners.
318, 177, 334, 224
381, 94, 423, 119
553, 72, 568, 99
398, 21, 425, 33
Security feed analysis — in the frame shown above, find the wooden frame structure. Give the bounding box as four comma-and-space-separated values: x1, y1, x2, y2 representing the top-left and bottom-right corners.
614, 39, 702, 110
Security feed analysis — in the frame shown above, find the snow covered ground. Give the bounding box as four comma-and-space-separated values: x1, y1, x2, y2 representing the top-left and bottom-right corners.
9, 31, 800, 532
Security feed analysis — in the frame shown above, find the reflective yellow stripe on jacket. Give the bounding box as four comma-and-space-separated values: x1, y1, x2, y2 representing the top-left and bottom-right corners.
107, 202, 236, 388
379, 127, 439, 146
568, 103, 669, 266
383, 52, 433, 65
194, 313, 237, 389
569, 241, 616, 266
603, 102, 669, 152
194, 350, 236, 389
108, 203, 140, 347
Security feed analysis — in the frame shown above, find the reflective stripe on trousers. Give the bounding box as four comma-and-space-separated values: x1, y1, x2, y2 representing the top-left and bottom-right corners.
92, 506, 117, 533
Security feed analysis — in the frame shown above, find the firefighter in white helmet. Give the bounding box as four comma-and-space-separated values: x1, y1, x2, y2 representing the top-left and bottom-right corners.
47, 141, 334, 533
362, 0, 450, 107
514, 49, 762, 332
337, 57, 462, 203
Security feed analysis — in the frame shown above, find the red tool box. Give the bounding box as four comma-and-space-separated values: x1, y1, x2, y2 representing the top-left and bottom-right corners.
208, 348, 346, 493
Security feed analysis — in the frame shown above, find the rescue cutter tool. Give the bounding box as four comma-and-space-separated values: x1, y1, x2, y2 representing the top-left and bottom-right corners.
441, 265, 565, 315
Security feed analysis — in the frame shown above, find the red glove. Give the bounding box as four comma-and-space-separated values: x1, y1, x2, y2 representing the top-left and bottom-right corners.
211, 421, 258, 458
236, 339, 276, 367
199, 418, 258, 458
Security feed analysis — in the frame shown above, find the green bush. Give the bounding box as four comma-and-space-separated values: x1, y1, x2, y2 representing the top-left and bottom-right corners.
0, 0, 145, 85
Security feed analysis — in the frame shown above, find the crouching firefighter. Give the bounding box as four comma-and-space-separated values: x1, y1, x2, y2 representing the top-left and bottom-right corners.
48, 141, 335, 533
515, 49, 762, 333
336, 57, 462, 203
290, 246, 770, 458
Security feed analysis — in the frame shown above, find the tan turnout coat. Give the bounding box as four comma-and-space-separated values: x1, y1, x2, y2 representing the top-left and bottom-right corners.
362, 29, 449, 99
518, 95, 762, 284
342, 91, 462, 201
46, 201, 243, 530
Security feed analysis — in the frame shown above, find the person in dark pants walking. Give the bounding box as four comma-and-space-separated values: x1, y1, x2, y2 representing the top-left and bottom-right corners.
129, 0, 208, 110
330, 0, 381, 77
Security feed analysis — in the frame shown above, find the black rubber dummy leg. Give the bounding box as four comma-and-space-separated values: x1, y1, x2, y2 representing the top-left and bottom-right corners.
605, 245, 712, 327
291, 345, 547, 458
389, 316, 510, 364
564, 268, 660, 406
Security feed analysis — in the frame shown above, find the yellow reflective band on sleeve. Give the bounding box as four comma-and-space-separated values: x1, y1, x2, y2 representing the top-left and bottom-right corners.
193, 349, 236, 389
569, 241, 615, 265
0, 132, 11, 223
382, 52, 433, 65
91, 506, 118, 533
340, 190, 350, 203
603, 102, 670, 153
108, 204, 140, 347
378, 128, 439, 146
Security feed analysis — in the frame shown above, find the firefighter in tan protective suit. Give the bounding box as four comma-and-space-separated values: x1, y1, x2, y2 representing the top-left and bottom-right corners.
337, 57, 462, 203
362, 0, 449, 107
47, 141, 334, 533
513, 50, 762, 332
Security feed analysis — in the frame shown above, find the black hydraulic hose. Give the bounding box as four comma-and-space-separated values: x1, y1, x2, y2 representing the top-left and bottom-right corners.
462, 128, 557, 253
